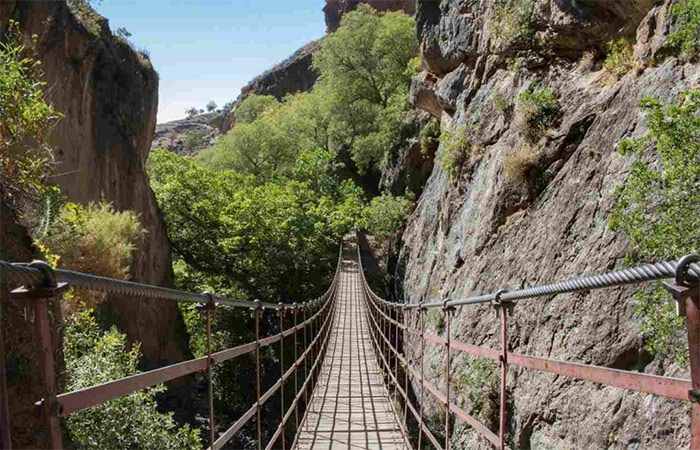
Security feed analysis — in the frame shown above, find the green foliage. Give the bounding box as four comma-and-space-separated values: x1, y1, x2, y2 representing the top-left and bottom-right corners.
67, 0, 103, 35
0, 20, 62, 207
37, 201, 144, 311
490, 0, 535, 49
610, 90, 700, 365
604, 38, 635, 81
206, 100, 217, 113
362, 194, 411, 239
437, 127, 473, 182
182, 130, 208, 154
420, 119, 440, 155
668, 0, 700, 60
632, 287, 688, 366
458, 357, 498, 424
233, 94, 279, 124
185, 107, 199, 118
313, 5, 419, 171
427, 308, 445, 334
150, 149, 361, 302
63, 310, 201, 450
517, 83, 560, 142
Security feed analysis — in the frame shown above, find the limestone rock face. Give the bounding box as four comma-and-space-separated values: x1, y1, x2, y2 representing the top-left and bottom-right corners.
393, 0, 697, 448
324, 0, 416, 32
1, 0, 190, 370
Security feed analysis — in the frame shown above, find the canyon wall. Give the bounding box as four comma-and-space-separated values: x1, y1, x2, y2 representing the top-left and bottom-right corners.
1, 1, 190, 371
394, 0, 696, 448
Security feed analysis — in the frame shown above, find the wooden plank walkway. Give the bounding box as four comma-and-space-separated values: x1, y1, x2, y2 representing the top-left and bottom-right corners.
295, 249, 408, 450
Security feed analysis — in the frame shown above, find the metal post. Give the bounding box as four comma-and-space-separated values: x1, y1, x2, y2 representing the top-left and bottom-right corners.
402, 306, 408, 439
198, 292, 218, 448
293, 304, 299, 433
278, 304, 286, 450
443, 302, 453, 450
418, 303, 425, 450
302, 307, 309, 410
394, 306, 399, 400
499, 304, 508, 450
253, 300, 262, 450
0, 304, 9, 450
664, 256, 700, 449
10, 261, 68, 450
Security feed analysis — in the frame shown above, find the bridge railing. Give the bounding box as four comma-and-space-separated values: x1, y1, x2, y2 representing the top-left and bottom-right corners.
0, 243, 342, 450
356, 242, 700, 450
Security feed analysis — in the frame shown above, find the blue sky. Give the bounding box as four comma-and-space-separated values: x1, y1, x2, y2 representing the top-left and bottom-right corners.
95, 0, 327, 123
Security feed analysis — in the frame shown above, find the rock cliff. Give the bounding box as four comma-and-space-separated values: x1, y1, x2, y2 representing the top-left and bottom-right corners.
324, 0, 416, 32
392, 0, 696, 448
1, 1, 190, 370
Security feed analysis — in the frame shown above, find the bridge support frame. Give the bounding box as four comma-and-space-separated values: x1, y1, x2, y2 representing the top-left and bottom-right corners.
10, 261, 68, 450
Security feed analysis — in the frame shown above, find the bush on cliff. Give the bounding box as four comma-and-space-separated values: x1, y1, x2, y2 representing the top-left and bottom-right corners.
669, 0, 700, 60
64, 310, 201, 450
611, 90, 700, 365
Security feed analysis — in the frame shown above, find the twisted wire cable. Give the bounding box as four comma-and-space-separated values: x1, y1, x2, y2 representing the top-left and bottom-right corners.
1, 242, 344, 310
358, 257, 700, 309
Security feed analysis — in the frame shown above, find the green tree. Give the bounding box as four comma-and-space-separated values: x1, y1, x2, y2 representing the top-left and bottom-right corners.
64, 310, 201, 450
312, 5, 419, 171
668, 0, 700, 60
206, 100, 217, 112
610, 90, 700, 365
233, 94, 279, 124
362, 194, 411, 239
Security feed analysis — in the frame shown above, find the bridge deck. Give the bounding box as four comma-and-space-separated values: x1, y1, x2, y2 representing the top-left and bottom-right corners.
295, 249, 407, 450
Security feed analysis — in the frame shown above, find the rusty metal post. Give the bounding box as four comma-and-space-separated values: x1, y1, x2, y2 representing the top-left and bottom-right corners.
664, 256, 700, 449
10, 261, 68, 450
198, 292, 218, 448
492, 290, 511, 450
278, 305, 286, 450
0, 304, 9, 450
253, 300, 262, 450
293, 304, 299, 433
393, 306, 399, 400
443, 302, 454, 450
302, 306, 309, 410
418, 303, 425, 450
402, 306, 408, 444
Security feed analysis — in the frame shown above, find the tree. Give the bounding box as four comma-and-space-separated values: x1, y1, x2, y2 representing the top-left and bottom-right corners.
311, 5, 419, 172
233, 94, 279, 124
611, 90, 700, 365
206, 100, 217, 112
185, 107, 199, 118
362, 194, 411, 238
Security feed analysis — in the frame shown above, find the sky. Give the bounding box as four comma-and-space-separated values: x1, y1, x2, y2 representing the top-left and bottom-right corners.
95, 0, 327, 123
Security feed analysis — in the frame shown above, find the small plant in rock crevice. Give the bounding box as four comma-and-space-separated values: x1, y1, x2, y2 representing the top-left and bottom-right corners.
668, 0, 700, 61
603, 38, 635, 82
457, 356, 499, 425
503, 145, 537, 186
516, 83, 560, 143
437, 127, 483, 183
420, 118, 441, 155
490, 0, 535, 50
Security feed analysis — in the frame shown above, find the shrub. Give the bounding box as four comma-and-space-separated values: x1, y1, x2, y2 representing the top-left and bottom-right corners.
437, 127, 473, 182
420, 118, 440, 155
493, 90, 512, 113
490, 0, 535, 49
603, 38, 635, 81
504, 145, 537, 185
234, 94, 279, 124
0, 20, 62, 209
67, 0, 103, 35
668, 0, 700, 60
517, 83, 560, 142
362, 194, 411, 239
182, 129, 208, 154
427, 308, 445, 334
38, 202, 144, 311
64, 310, 201, 449
458, 357, 498, 424
610, 90, 700, 365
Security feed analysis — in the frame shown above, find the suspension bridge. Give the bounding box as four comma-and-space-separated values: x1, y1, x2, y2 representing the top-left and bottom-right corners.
1, 235, 700, 449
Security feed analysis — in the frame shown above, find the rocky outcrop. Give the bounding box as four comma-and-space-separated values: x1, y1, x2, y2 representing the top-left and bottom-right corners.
1, 1, 190, 370
219, 41, 321, 133
324, 0, 416, 32
392, 0, 696, 448
151, 113, 222, 155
